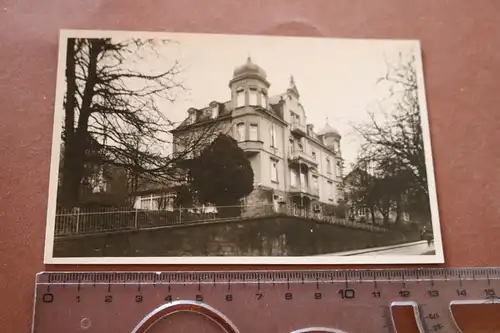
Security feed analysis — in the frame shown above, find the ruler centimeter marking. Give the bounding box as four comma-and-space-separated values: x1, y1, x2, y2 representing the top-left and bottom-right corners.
36, 268, 500, 285
33, 268, 500, 333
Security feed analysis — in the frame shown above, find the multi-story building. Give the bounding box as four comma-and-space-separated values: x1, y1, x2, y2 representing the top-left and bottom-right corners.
171, 57, 344, 214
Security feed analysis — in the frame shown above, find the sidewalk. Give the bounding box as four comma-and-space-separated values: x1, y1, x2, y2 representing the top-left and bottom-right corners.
318, 240, 435, 256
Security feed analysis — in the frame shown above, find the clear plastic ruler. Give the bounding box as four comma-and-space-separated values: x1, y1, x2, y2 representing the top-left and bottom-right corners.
32, 268, 500, 332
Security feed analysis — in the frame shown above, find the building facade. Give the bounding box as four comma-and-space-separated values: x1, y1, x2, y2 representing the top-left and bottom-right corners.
171, 57, 344, 215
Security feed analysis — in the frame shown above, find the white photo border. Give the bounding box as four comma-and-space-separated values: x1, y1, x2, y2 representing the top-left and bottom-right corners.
43, 29, 444, 265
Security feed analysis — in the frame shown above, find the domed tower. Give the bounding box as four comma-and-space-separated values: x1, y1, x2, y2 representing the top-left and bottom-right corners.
318, 119, 341, 155
229, 57, 270, 109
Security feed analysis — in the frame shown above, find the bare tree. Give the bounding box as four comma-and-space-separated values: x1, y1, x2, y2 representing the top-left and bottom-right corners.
341, 166, 378, 224
59, 37, 220, 207
352, 51, 430, 223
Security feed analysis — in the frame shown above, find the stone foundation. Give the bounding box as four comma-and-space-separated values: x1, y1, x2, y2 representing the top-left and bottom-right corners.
53, 215, 421, 257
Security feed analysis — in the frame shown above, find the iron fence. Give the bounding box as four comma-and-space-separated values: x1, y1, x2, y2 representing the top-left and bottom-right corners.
54, 203, 388, 238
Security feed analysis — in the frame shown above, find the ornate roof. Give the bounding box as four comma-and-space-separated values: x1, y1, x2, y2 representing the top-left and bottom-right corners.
318, 118, 340, 136
233, 57, 267, 80
287, 75, 300, 97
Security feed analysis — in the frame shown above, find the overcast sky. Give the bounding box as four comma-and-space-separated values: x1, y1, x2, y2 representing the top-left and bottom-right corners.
69, 31, 423, 170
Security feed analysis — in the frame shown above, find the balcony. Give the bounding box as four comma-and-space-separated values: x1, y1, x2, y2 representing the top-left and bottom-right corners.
288, 150, 318, 167
290, 122, 306, 137
288, 185, 320, 199
238, 140, 264, 155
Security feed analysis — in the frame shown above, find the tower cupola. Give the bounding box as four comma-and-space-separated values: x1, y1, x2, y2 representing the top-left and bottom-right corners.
229, 57, 270, 109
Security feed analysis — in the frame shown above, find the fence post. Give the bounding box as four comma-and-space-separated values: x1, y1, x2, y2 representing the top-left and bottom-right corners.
75, 208, 80, 234
134, 209, 138, 229
179, 208, 182, 223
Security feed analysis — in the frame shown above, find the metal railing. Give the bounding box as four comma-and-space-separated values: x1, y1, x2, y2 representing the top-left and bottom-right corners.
290, 122, 306, 134
54, 203, 388, 238
288, 149, 318, 166
288, 185, 320, 197
277, 206, 388, 233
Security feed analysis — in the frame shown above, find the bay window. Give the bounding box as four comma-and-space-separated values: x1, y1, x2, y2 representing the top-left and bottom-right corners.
249, 124, 258, 141
236, 122, 245, 142
249, 88, 258, 106
236, 89, 245, 108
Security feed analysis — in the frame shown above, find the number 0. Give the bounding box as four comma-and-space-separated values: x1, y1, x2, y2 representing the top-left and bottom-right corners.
42, 293, 54, 303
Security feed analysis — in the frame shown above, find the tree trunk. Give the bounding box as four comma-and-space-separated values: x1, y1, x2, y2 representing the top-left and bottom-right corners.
382, 212, 389, 226
370, 206, 376, 224
59, 135, 89, 207
59, 38, 78, 207
59, 39, 101, 207
378, 201, 390, 226
64, 39, 76, 145
395, 196, 402, 225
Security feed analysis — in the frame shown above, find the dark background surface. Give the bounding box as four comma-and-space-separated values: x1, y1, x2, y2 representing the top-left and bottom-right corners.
1, 1, 500, 331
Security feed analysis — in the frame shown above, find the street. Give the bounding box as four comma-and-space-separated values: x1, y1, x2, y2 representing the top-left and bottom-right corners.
318, 240, 435, 256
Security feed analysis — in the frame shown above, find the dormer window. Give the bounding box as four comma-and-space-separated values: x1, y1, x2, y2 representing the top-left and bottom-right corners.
249, 88, 258, 106
236, 88, 245, 108
211, 105, 219, 119
188, 112, 196, 124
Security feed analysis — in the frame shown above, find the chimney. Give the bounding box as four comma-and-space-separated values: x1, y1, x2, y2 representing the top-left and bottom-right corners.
274, 97, 285, 119
306, 124, 314, 136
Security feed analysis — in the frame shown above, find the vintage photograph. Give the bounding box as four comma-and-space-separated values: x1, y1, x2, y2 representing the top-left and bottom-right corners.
44, 29, 443, 264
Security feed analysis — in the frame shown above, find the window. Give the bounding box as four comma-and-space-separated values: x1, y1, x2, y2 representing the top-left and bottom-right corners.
326, 158, 331, 174
270, 125, 276, 147
261, 92, 268, 109
271, 159, 278, 183
236, 89, 245, 108
298, 142, 303, 152
328, 181, 333, 200
140, 196, 153, 210
140, 194, 158, 210
211, 105, 218, 119
290, 169, 297, 187
91, 168, 107, 193
289, 138, 294, 153
312, 175, 319, 194
336, 161, 342, 178
236, 122, 245, 142
300, 170, 307, 189
334, 141, 340, 154
249, 124, 258, 141
139, 194, 175, 211
249, 88, 258, 106
312, 151, 317, 160
290, 111, 300, 125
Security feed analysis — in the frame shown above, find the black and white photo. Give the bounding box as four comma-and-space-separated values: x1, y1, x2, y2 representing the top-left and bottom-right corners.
44, 30, 443, 264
